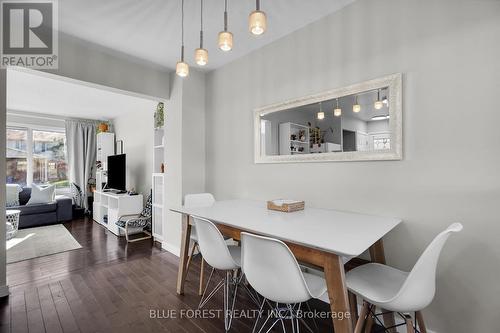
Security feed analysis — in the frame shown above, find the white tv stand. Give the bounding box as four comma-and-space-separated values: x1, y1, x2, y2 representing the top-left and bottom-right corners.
92, 190, 143, 236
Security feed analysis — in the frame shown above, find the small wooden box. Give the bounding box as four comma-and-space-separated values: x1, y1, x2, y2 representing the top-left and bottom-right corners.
267, 200, 305, 213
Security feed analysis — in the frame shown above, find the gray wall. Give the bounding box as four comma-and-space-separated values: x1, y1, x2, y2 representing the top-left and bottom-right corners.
205, 0, 500, 332
45, 33, 170, 99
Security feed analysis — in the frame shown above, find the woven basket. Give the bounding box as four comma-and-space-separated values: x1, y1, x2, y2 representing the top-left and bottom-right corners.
267, 200, 305, 213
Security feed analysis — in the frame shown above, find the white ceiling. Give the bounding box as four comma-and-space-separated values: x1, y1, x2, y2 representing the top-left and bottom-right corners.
7, 68, 158, 120
60, 0, 355, 70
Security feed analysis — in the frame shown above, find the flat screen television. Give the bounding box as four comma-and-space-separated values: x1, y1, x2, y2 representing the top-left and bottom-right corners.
107, 154, 126, 191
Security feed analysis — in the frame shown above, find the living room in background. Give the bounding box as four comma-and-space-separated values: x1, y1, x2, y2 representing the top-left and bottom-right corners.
6, 125, 68, 192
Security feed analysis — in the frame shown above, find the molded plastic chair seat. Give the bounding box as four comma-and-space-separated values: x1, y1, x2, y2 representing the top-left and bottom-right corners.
346, 263, 408, 310
303, 272, 328, 302
227, 246, 241, 266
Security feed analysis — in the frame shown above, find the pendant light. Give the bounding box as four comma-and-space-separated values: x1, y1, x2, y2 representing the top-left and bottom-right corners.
353, 95, 361, 113
176, 0, 189, 77
218, 0, 233, 51
374, 89, 383, 110
317, 101, 325, 120
334, 98, 342, 117
249, 0, 267, 36
195, 0, 208, 66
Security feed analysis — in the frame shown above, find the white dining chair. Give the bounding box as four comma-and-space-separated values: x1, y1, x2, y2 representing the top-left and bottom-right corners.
184, 193, 216, 295
194, 216, 258, 332
346, 223, 463, 333
241, 232, 328, 333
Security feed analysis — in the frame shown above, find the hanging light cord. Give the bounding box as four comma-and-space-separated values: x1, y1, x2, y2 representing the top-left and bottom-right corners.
181, 0, 185, 60
200, 0, 203, 48
224, 0, 228, 31
256, 0, 260, 11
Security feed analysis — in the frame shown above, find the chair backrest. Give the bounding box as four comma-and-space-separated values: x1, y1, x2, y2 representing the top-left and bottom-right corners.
184, 193, 215, 208
241, 232, 313, 304
193, 216, 239, 271
140, 190, 152, 217
388, 223, 463, 311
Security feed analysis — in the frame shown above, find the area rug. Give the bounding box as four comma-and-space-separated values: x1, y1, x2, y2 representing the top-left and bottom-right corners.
6, 224, 82, 264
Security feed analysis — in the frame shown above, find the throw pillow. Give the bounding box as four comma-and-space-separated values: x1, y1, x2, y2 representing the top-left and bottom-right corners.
26, 184, 56, 205
6, 184, 22, 207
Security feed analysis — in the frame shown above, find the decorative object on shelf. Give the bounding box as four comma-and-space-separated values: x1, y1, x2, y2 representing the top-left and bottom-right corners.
249, 0, 266, 36
298, 130, 306, 142
267, 199, 305, 213
218, 0, 233, 51
160, 163, 165, 173
154, 102, 165, 128
176, 0, 189, 77
290, 134, 297, 141
195, 0, 208, 66
98, 122, 109, 133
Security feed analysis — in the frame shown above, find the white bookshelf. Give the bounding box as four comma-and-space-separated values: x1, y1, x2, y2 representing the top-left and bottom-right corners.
152, 124, 165, 242
279, 122, 310, 155
96, 132, 115, 170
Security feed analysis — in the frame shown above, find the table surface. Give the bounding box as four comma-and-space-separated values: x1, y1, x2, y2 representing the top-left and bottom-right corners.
171, 200, 402, 257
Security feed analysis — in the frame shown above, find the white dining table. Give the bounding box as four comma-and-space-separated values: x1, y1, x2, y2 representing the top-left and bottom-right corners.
171, 199, 402, 333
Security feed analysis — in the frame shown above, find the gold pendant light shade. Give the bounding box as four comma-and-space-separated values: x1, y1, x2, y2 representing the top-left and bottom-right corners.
249, 10, 266, 35
195, 48, 208, 66
218, 31, 233, 51
176, 60, 189, 77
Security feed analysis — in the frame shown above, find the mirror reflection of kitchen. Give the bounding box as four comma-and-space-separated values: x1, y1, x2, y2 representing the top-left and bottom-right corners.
260, 87, 391, 156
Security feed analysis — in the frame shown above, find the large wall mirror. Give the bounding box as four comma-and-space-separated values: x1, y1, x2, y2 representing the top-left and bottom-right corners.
254, 73, 402, 163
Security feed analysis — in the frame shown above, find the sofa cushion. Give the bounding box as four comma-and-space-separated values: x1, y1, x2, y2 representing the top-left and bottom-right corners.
17, 202, 57, 215
27, 184, 55, 205
19, 187, 32, 206
6, 184, 22, 207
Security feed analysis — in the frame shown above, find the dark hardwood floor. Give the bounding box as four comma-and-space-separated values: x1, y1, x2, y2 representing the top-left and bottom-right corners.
2, 218, 338, 333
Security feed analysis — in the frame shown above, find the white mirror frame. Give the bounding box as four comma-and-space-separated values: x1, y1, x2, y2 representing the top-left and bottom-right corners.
254, 73, 403, 163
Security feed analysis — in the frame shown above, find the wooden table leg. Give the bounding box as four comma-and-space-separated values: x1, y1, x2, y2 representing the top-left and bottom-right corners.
176, 214, 191, 295
369, 239, 396, 332
324, 253, 354, 333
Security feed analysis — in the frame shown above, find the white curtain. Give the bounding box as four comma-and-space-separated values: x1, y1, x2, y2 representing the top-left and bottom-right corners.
65, 119, 98, 211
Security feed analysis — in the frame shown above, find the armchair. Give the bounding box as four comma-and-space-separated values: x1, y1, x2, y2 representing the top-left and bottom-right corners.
115, 191, 152, 243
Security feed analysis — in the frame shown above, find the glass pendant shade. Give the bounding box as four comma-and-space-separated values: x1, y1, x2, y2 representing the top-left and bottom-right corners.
195, 48, 208, 66
249, 10, 266, 35
353, 104, 361, 113
218, 31, 233, 51
374, 100, 384, 110
317, 112, 325, 120
334, 108, 342, 117
176, 61, 189, 77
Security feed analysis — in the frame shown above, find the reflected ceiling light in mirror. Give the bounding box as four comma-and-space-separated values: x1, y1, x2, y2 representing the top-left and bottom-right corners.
374, 89, 383, 110
317, 102, 325, 120
353, 95, 361, 113
218, 0, 233, 51
371, 115, 390, 121
249, 0, 267, 35
176, 0, 189, 77
334, 98, 341, 117
195, 0, 208, 66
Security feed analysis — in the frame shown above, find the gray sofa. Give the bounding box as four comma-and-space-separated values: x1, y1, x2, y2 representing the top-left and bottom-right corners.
9, 187, 73, 229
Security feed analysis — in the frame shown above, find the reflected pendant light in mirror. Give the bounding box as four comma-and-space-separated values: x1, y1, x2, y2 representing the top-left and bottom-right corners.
176, 0, 189, 77
334, 98, 341, 117
353, 95, 361, 113
317, 101, 325, 120
195, 0, 208, 66
249, 0, 267, 35
218, 0, 233, 51
374, 89, 383, 110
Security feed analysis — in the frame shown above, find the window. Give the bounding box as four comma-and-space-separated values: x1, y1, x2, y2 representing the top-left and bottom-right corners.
6, 128, 28, 185
6, 126, 68, 189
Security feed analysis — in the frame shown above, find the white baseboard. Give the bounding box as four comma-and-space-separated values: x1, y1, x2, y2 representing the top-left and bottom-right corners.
161, 242, 180, 257
0, 285, 9, 298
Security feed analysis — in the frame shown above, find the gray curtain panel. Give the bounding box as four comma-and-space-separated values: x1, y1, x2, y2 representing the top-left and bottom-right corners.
65, 119, 98, 211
